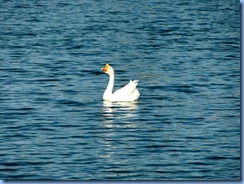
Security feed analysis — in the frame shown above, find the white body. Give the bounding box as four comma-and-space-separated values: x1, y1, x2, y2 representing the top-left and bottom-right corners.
102, 65, 140, 102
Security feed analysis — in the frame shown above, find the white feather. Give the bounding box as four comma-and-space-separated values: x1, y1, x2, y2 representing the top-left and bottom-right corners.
101, 64, 140, 102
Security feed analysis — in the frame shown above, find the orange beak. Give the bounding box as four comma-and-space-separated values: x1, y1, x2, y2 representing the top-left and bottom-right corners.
101, 64, 109, 73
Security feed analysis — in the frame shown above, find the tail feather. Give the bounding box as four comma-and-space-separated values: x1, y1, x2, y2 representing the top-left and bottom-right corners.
130, 80, 138, 83
131, 80, 139, 86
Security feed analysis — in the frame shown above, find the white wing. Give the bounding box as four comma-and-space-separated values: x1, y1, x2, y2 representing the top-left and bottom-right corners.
112, 80, 139, 101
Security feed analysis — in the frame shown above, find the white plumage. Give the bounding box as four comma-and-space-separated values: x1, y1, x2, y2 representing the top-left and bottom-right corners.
101, 64, 140, 102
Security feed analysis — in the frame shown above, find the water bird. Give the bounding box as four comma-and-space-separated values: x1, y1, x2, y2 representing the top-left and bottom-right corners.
101, 64, 140, 102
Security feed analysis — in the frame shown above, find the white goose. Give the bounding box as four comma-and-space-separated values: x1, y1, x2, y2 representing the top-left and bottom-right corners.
101, 64, 140, 102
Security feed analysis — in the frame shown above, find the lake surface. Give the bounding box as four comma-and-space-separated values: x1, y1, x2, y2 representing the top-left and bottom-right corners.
0, 0, 240, 180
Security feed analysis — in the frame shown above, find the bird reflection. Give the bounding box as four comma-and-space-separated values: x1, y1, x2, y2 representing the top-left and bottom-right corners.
103, 101, 138, 115
100, 101, 139, 163
102, 101, 139, 127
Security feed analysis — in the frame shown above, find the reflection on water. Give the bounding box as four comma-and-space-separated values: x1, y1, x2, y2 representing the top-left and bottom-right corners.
102, 101, 139, 128
100, 101, 140, 170
103, 101, 139, 116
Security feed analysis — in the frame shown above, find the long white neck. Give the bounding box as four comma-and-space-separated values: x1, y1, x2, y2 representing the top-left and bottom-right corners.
104, 72, 114, 96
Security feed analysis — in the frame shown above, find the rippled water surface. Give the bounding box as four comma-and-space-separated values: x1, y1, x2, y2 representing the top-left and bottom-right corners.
0, 0, 240, 180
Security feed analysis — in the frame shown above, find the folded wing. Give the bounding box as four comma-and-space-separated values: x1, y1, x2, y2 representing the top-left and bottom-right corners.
113, 80, 139, 101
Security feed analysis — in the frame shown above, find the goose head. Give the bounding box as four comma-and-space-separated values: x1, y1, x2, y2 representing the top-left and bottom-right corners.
101, 64, 114, 75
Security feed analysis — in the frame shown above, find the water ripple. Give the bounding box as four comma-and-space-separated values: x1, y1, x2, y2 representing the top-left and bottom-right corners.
0, 0, 240, 180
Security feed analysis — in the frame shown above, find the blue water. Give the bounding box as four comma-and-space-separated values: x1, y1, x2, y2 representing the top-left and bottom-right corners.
0, 0, 240, 180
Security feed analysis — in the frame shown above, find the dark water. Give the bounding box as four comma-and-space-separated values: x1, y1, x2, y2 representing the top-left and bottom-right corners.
0, 0, 240, 180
